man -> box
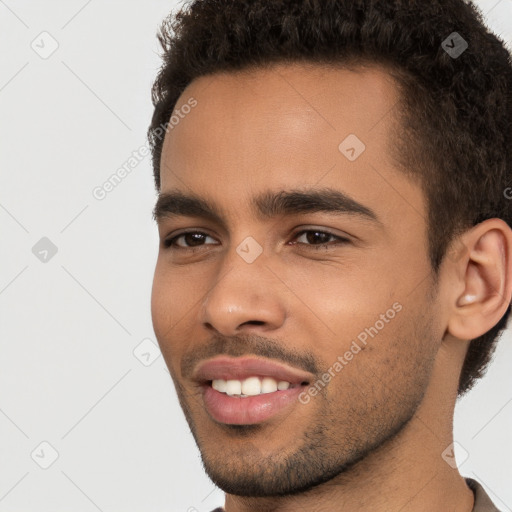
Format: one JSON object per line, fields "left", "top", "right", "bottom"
{"left": 148, "top": 0, "right": 512, "bottom": 510}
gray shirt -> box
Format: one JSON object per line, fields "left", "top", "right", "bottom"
{"left": 467, "top": 478, "right": 502, "bottom": 512}
{"left": 209, "top": 478, "right": 502, "bottom": 511}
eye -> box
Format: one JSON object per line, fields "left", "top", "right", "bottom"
{"left": 291, "top": 229, "right": 350, "bottom": 249}
{"left": 163, "top": 231, "right": 218, "bottom": 250}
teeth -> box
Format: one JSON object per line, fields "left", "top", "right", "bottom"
{"left": 241, "top": 376, "right": 260, "bottom": 396}
{"left": 212, "top": 379, "right": 226, "bottom": 393}
{"left": 261, "top": 377, "right": 277, "bottom": 393}
{"left": 211, "top": 376, "right": 293, "bottom": 396}
{"left": 225, "top": 380, "right": 242, "bottom": 396}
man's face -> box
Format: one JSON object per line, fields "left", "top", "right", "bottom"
{"left": 151, "top": 63, "right": 445, "bottom": 496}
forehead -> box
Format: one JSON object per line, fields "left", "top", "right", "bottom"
{"left": 159, "top": 62, "right": 424, "bottom": 227}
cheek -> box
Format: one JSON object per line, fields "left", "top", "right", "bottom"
{"left": 150, "top": 264, "right": 166, "bottom": 335}
{"left": 150, "top": 262, "right": 205, "bottom": 355}
{"left": 150, "top": 270, "right": 184, "bottom": 378}
{"left": 327, "top": 302, "right": 434, "bottom": 410}
{"left": 150, "top": 263, "right": 182, "bottom": 347}
{"left": 288, "top": 259, "right": 403, "bottom": 352}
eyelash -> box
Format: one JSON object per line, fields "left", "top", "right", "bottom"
{"left": 162, "top": 229, "right": 350, "bottom": 251}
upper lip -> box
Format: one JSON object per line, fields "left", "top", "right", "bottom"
{"left": 193, "top": 356, "right": 314, "bottom": 385}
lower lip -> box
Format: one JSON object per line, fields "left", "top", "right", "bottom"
{"left": 202, "top": 384, "right": 307, "bottom": 425}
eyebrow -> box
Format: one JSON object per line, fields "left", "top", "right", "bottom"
{"left": 153, "top": 187, "right": 382, "bottom": 228}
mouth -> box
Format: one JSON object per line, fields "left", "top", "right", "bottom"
{"left": 193, "top": 356, "right": 313, "bottom": 425}
{"left": 208, "top": 376, "right": 309, "bottom": 397}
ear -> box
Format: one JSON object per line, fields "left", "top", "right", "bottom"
{"left": 447, "top": 218, "right": 512, "bottom": 341}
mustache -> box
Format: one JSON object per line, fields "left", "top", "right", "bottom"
{"left": 180, "top": 332, "right": 322, "bottom": 379}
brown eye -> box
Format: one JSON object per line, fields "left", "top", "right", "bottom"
{"left": 292, "top": 230, "right": 350, "bottom": 248}
{"left": 164, "top": 232, "right": 217, "bottom": 249}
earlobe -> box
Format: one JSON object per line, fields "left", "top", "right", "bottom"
{"left": 447, "top": 219, "right": 512, "bottom": 341}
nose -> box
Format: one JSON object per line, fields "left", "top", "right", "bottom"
{"left": 200, "top": 247, "right": 287, "bottom": 336}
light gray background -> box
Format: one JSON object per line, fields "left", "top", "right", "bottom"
{"left": 0, "top": 1, "right": 511, "bottom": 511}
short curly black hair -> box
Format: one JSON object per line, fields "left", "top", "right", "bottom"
{"left": 148, "top": 0, "right": 512, "bottom": 397}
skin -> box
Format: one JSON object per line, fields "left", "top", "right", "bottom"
{"left": 151, "top": 62, "right": 512, "bottom": 512}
